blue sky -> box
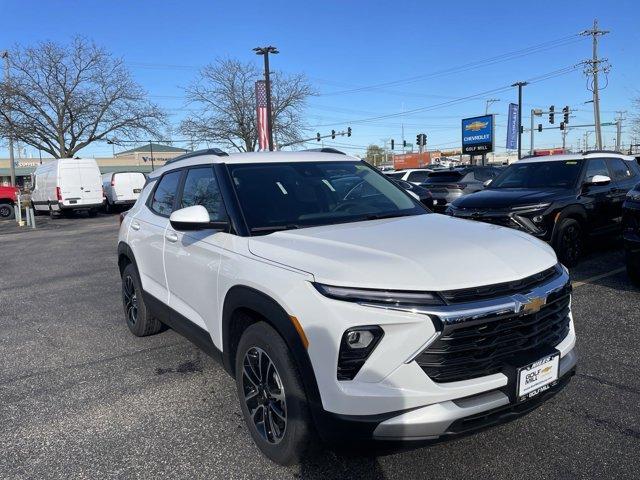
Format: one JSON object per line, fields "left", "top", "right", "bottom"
{"left": 1, "top": 0, "right": 639, "bottom": 158}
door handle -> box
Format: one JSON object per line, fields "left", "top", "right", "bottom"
{"left": 165, "top": 231, "right": 178, "bottom": 243}
{"left": 131, "top": 221, "right": 140, "bottom": 231}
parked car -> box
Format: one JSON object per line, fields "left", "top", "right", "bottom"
{"left": 102, "top": 171, "right": 146, "bottom": 212}
{"left": 447, "top": 152, "right": 640, "bottom": 266}
{"left": 0, "top": 185, "right": 19, "bottom": 220}
{"left": 390, "top": 178, "right": 434, "bottom": 209}
{"left": 31, "top": 158, "right": 104, "bottom": 217}
{"left": 384, "top": 168, "right": 434, "bottom": 184}
{"left": 420, "top": 166, "right": 502, "bottom": 211}
{"left": 118, "top": 149, "right": 576, "bottom": 464}
{"left": 623, "top": 181, "right": 640, "bottom": 284}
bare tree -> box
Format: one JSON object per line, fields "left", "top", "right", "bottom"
{"left": 0, "top": 38, "right": 165, "bottom": 158}
{"left": 180, "top": 58, "right": 314, "bottom": 152}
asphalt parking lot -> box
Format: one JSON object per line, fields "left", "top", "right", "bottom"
{"left": 1, "top": 214, "right": 639, "bottom": 480}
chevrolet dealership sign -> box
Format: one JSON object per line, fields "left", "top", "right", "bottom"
{"left": 461, "top": 114, "right": 494, "bottom": 155}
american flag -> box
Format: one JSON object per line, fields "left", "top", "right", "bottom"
{"left": 255, "top": 80, "right": 269, "bottom": 151}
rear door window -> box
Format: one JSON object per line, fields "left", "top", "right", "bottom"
{"left": 606, "top": 158, "right": 635, "bottom": 182}
{"left": 150, "top": 170, "right": 182, "bottom": 216}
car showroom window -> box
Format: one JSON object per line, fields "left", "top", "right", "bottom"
{"left": 180, "top": 167, "right": 227, "bottom": 222}
{"left": 150, "top": 170, "right": 182, "bottom": 216}
{"left": 585, "top": 158, "right": 609, "bottom": 182}
{"left": 606, "top": 158, "right": 635, "bottom": 181}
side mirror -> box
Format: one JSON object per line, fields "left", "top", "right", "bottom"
{"left": 170, "top": 205, "right": 226, "bottom": 231}
{"left": 585, "top": 174, "right": 611, "bottom": 187}
{"left": 483, "top": 179, "right": 493, "bottom": 187}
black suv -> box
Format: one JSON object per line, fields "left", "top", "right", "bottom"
{"left": 420, "top": 166, "right": 502, "bottom": 211}
{"left": 623, "top": 180, "right": 640, "bottom": 283}
{"left": 447, "top": 153, "right": 640, "bottom": 266}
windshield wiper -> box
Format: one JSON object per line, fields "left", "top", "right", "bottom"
{"left": 361, "top": 212, "right": 414, "bottom": 221}
{"left": 250, "top": 224, "right": 302, "bottom": 234}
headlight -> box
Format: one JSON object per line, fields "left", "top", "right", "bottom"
{"left": 313, "top": 283, "right": 444, "bottom": 307}
{"left": 510, "top": 203, "right": 551, "bottom": 212}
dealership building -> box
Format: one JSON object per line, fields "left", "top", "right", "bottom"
{"left": 0, "top": 143, "right": 188, "bottom": 187}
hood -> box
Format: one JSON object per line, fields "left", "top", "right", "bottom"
{"left": 452, "top": 188, "right": 572, "bottom": 210}
{"left": 248, "top": 214, "right": 557, "bottom": 291}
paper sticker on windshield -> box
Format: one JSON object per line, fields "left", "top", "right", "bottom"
{"left": 565, "top": 161, "right": 577, "bottom": 165}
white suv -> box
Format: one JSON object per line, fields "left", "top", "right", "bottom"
{"left": 117, "top": 149, "right": 577, "bottom": 464}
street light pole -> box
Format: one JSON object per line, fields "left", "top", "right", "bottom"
{"left": 2, "top": 50, "right": 16, "bottom": 186}
{"left": 254, "top": 46, "right": 279, "bottom": 151}
{"left": 149, "top": 140, "right": 155, "bottom": 171}
{"left": 512, "top": 81, "right": 528, "bottom": 159}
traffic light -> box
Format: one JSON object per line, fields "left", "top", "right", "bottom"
{"left": 549, "top": 105, "right": 555, "bottom": 124}
{"left": 560, "top": 122, "right": 565, "bottom": 131}
{"left": 347, "top": 127, "right": 352, "bottom": 137}
{"left": 538, "top": 124, "right": 542, "bottom": 132}
{"left": 416, "top": 134, "right": 420, "bottom": 146}
{"left": 391, "top": 139, "right": 395, "bottom": 150}
{"left": 316, "top": 132, "right": 321, "bottom": 142}
{"left": 331, "top": 129, "right": 336, "bottom": 139}
{"left": 403, "top": 140, "right": 407, "bottom": 148}
{"left": 563, "top": 106, "right": 569, "bottom": 124}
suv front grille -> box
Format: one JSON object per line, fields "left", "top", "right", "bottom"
{"left": 416, "top": 283, "right": 571, "bottom": 383}
{"left": 440, "top": 265, "right": 561, "bottom": 304}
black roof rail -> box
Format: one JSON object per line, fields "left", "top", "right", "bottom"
{"left": 164, "top": 148, "right": 228, "bottom": 165}
{"left": 302, "top": 148, "right": 346, "bottom": 155}
{"left": 582, "top": 149, "right": 625, "bottom": 155}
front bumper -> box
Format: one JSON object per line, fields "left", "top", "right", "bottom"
{"left": 373, "top": 349, "right": 576, "bottom": 440}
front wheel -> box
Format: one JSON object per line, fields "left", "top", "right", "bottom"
{"left": 121, "top": 264, "right": 163, "bottom": 336}
{"left": 235, "top": 321, "right": 315, "bottom": 465}
{"left": 554, "top": 218, "right": 583, "bottom": 268}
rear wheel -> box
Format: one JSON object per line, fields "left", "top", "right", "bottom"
{"left": 554, "top": 218, "right": 583, "bottom": 268}
{"left": 0, "top": 203, "right": 15, "bottom": 220}
{"left": 121, "top": 263, "right": 163, "bottom": 337}
{"left": 235, "top": 321, "right": 315, "bottom": 465}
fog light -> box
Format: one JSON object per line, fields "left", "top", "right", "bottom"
{"left": 337, "top": 326, "right": 384, "bottom": 380}
{"left": 346, "top": 330, "right": 375, "bottom": 349}
{"left": 533, "top": 215, "right": 544, "bottom": 223}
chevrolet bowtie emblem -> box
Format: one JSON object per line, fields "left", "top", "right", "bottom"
{"left": 514, "top": 295, "right": 546, "bottom": 315}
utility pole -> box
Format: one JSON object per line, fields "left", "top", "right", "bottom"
{"left": 485, "top": 98, "right": 500, "bottom": 115}
{"left": 529, "top": 109, "right": 543, "bottom": 155}
{"left": 562, "top": 128, "right": 568, "bottom": 151}
{"left": 581, "top": 19, "right": 609, "bottom": 150}
{"left": 254, "top": 46, "right": 278, "bottom": 151}
{"left": 512, "top": 82, "right": 528, "bottom": 159}
{"left": 614, "top": 111, "right": 625, "bottom": 151}
{"left": 2, "top": 51, "right": 16, "bottom": 186}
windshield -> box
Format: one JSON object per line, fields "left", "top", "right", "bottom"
{"left": 228, "top": 161, "right": 425, "bottom": 234}
{"left": 489, "top": 160, "right": 583, "bottom": 189}
{"left": 423, "top": 171, "right": 465, "bottom": 184}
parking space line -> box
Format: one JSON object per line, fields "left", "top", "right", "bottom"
{"left": 572, "top": 267, "right": 626, "bottom": 288}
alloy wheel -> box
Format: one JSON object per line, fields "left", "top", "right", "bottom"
{"left": 242, "top": 347, "right": 287, "bottom": 444}
{"left": 0, "top": 205, "right": 11, "bottom": 218}
{"left": 122, "top": 275, "right": 138, "bottom": 326}
{"left": 562, "top": 225, "right": 582, "bottom": 265}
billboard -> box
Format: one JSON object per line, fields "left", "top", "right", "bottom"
{"left": 506, "top": 103, "right": 519, "bottom": 150}
{"left": 462, "top": 114, "right": 494, "bottom": 155}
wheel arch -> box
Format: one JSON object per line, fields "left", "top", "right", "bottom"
{"left": 221, "top": 285, "right": 324, "bottom": 420}
{"left": 551, "top": 205, "right": 588, "bottom": 244}
{"left": 117, "top": 241, "right": 139, "bottom": 278}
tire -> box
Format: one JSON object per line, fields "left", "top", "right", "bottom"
{"left": 235, "top": 321, "right": 315, "bottom": 465}
{"left": 0, "top": 203, "right": 15, "bottom": 220}
{"left": 553, "top": 218, "right": 584, "bottom": 268}
{"left": 627, "top": 251, "right": 640, "bottom": 286}
{"left": 104, "top": 200, "right": 112, "bottom": 213}
{"left": 121, "top": 263, "right": 163, "bottom": 337}
{"left": 88, "top": 208, "right": 97, "bottom": 217}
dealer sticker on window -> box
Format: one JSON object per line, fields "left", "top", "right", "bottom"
{"left": 517, "top": 353, "right": 560, "bottom": 402}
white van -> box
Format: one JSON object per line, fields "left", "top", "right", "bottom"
{"left": 31, "top": 159, "right": 104, "bottom": 217}
{"left": 102, "top": 171, "right": 146, "bottom": 211}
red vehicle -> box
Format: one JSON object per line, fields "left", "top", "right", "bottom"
{"left": 0, "top": 185, "right": 19, "bottom": 220}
